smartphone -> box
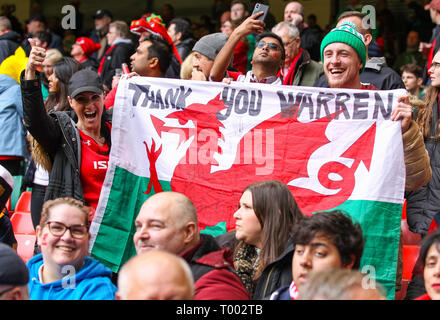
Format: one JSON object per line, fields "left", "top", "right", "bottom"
{"left": 251, "top": 3, "right": 269, "bottom": 22}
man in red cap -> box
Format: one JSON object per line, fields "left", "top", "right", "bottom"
{"left": 71, "top": 37, "right": 101, "bottom": 71}
{"left": 420, "top": 0, "right": 440, "bottom": 84}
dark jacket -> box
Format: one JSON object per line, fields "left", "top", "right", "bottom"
{"left": 182, "top": 234, "right": 249, "bottom": 300}
{"left": 81, "top": 57, "right": 99, "bottom": 72}
{"left": 215, "top": 230, "right": 294, "bottom": 300}
{"left": 99, "top": 40, "right": 135, "bottom": 89}
{"left": 253, "top": 241, "right": 294, "bottom": 300}
{"left": 268, "top": 285, "right": 291, "bottom": 300}
{"left": 165, "top": 55, "right": 181, "bottom": 79}
{"left": 20, "top": 72, "right": 111, "bottom": 203}
{"left": 0, "top": 30, "right": 20, "bottom": 63}
{"left": 176, "top": 37, "right": 195, "bottom": 62}
{"left": 300, "top": 26, "right": 322, "bottom": 62}
{"left": 314, "top": 56, "right": 405, "bottom": 90}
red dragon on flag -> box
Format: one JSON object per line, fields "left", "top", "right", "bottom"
{"left": 144, "top": 92, "right": 376, "bottom": 232}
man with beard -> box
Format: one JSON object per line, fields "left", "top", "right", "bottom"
{"left": 210, "top": 12, "right": 284, "bottom": 84}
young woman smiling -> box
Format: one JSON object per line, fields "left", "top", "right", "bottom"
{"left": 26, "top": 198, "right": 116, "bottom": 300}
{"left": 21, "top": 39, "right": 111, "bottom": 221}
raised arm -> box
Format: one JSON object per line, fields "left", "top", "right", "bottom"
{"left": 21, "top": 39, "right": 61, "bottom": 157}
{"left": 24, "top": 38, "right": 45, "bottom": 81}
{"left": 209, "top": 12, "right": 265, "bottom": 82}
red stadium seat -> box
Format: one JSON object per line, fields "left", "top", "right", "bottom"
{"left": 14, "top": 191, "right": 31, "bottom": 214}
{"left": 402, "top": 245, "right": 420, "bottom": 280}
{"left": 395, "top": 279, "right": 410, "bottom": 300}
{"left": 11, "top": 211, "right": 35, "bottom": 235}
{"left": 401, "top": 219, "right": 422, "bottom": 245}
{"left": 14, "top": 234, "right": 36, "bottom": 263}
{"left": 402, "top": 199, "right": 407, "bottom": 220}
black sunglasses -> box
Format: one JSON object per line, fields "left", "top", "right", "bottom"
{"left": 256, "top": 40, "right": 281, "bottom": 51}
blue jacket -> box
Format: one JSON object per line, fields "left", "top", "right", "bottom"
{"left": 0, "top": 74, "right": 26, "bottom": 157}
{"left": 27, "top": 254, "right": 116, "bottom": 300}
{"left": 269, "top": 285, "right": 291, "bottom": 300}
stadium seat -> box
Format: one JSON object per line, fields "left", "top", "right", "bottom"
{"left": 401, "top": 219, "right": 422, "bottom": 245}
{"left": 14, "top": 191, "right": 31, "bottom": 214}
{"left": 11, "top": 211, "right": 35, "bottom": 235}
{"left": 14, "top": 234, "right": 36, "bottom": 263}
{"left": 402, "top": 199, "right": 407, "bottom": 220}
{"left": 395, "top": 279, "right": 410, "bottom": 300}
{"left": 402, "top": 245, "right": 420, "bottom": 280}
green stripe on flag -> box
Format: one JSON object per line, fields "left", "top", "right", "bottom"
{"left": 91, "top": 166, "right": 171, "bottom": 272}
{"left": 326, "top": 200, "right": 402, "bottom": 300}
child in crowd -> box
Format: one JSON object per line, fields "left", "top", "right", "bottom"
{"left": 401, "top": 64, "right": 425, "bottom": 99}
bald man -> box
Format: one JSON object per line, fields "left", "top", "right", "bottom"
{"left": 283, "top": 1, "right": 321, "bottom": 62}
{"left": 133, "top": 192, "right": 249, "bottom": 300}
{"left": 116, "top": 250, "right": 194, "bottom": 300}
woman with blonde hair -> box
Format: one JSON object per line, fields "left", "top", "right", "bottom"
{"left": 41, "top": 48, "right": 62, "bottom": 101}
{"left": 180, "top": 51, "right": 195, "bottom": 79}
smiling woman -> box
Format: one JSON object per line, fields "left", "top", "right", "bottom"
{"left": 21, "top": 39, "right": 112, "bottom": 222}
{"left": 26, "top": 197, "right": 116, "bottom": 300}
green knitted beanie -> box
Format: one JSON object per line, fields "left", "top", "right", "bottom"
{"left": 320, "top": 22, "right": 367, "bottom": 72}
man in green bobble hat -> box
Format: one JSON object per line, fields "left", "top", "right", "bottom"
{"left": 320, "top": 20, "right": 432, "bottom": 201}
{"left": 320, "top": 21, "right": 368, "bottom": 89}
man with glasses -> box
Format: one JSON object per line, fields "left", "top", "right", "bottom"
{"left": 272, "top": 21, "right": 323, "bottom": 86}
{"left": 0, "top": 243, "right": 29, "bottom": 300}
{"left": 210, "top": 12, "right": 284, "bottom": 84}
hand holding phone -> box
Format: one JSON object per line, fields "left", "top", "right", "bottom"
{"left": 251, "top": 3, "right": 269, "bottom": 22}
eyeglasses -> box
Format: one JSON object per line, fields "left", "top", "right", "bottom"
{"left": 74, "top": 94, "right": 101, "bottom": 105}
{"left": 47, "top": 221, "right": 88, "bottom": 239}
{"left": 256, "top": 41, "right": 281, "bottom": 51}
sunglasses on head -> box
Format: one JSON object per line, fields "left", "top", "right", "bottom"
{"left": 256, "top": 40, "right": 281, "bottom": 51}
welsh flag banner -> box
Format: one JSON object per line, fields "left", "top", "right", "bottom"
{"left": 89, "top": 77, "right": 406, "bottom": 299}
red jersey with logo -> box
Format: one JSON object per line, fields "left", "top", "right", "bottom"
{"left": 78, "top": 128, "right": 110, "bottom": 220}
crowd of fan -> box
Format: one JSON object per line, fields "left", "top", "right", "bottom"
{"left": 0, "top": 0, "right": 440, "bottom": 301}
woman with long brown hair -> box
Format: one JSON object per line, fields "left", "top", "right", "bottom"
{"left": 232, "top": 180, "right": 303, "bottom": 299}
{"left": 405, "top": 50, "right": 440, "bottom": 299}
{"left": 406, "top": 50, "right": 440, "bottom": 237}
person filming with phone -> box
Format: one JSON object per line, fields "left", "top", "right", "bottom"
{"left": 210, "top": 8, "right": 284, "bottom": 84}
